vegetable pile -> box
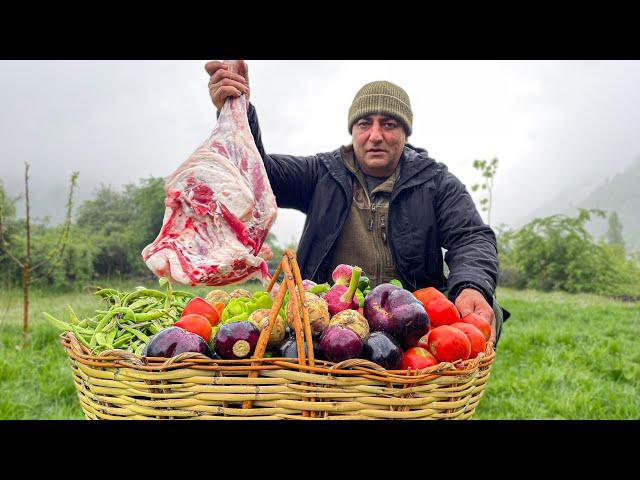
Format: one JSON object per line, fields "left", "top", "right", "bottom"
{"left": 46, "top": 263, "right": 492, "bottom": 371}
{"left": 44, "top": 279, "right": 195, "bottom": 355}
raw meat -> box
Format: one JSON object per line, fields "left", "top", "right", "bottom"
{"left": 142, "top": 62, "right": 277, "bottom": 286}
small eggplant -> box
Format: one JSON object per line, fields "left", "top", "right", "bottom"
{"left": 320, "top": 325, "right": 363, "bottom": 363}
{"left": 213, "top": 321, "right": 260, "bottom": 359}
{"left": 144, "top": 327, "right": 213, "bottom": 359}
{"left": 277, "top": 337, "right": 324, "bottom": 360}
{"left": 362, "top": 331, "right": 403, "bottom": 370}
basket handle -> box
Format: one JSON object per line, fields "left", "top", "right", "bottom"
{"left": 242, "top": 250, "right": 316, "bottom": 416}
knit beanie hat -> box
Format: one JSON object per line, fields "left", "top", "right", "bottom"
{"left": 348, "top": 81, "right": 413, "bottom": 136}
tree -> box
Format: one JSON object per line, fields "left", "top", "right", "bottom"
{"left": 471, "top": 157, "right": 499, "bottom": 226}
{"left": 0, "top": 162, "right": 79, "bottom": 338}
{"left": 75, "top": 177, "right": 165, "bottom": 276}
{"left": 606, "top": 211, "right": 625, "bottom": 250}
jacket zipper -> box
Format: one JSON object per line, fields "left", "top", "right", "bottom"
{"left": 369, "top": 203, "right": 376, "bottom": 231}
{"left": 370, "top": 199, "right": 383, "bottom": 285}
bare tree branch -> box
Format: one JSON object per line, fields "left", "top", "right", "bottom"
{"left": 33, "top": 171, "right": 79, "bottom": 273}
{"left": 22, "top": 161, "right": 31, "bottom": 339}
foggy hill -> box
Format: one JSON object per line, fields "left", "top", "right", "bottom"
{"left": 517, "top": 157, "right": 640, "bottom": 253}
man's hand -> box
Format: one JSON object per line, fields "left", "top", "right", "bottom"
{"left": 454, "top": 288, "right": 496, "bottom": 344}
{"left": 204, "top": 60, "right": 250, "bottom": 111}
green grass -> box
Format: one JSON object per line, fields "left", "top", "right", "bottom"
{"left": 1, "top": 283, "right": 638, "bottom": 419}
{"left": 476, "top": 288, "right": 640, "bottom": 419}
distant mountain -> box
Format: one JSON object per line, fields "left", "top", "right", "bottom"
{"left": 579, "top": 157, "right": 640, "bottom": 252}
{"left": 517, "top": 157, "right": 640, "bottom": 253}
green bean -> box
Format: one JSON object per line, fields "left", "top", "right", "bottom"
{"left": 164, "top": 285, "right": 173, "bottom": 310}
{"left": 92, "top": 307, "right": 136, "bottom": 339}
{"left": 134, "top": 310, "right": 167, "bottom": 322}
{"left": 43, "top": 313, "right": 93, "bottom": 336}
{"left": 85, "top": 318, "right": 100, "bottom": 328}
{"left": 72, "top": 325, "right": 95, "bottom": 335}
{"left": 95, "top": 332, "right": 109, "bottom": 347}
{"left": 66, "top": 305, "right": 80, "bottom": 325}
{"left": 94, "top": 288, "right": 118, "bottom": 299}
{"left": 123, "top": 321, "right": 151, "bottom": 330}
{"left": 113, "top": 333, "right": 134, "bottom": 349}
{"left": 173, "top": 290, "right": 195, "bottom": 298}
{"left": 43, "top": 312, "right": 73, "bottom": 332}
{"left": 122, "top": 289, "right": 166, "bottom": 306}
{"left": 128, "top": 297, "right": 158, "bottom": 312}
{"left": 106, "top": 329, "right": 117, "bottom": 349}
{"left": 148, "top": 321, "right": 162, "bottom": 335}
{"left": 121, "top": 326, "right": 149, "bottom": 343}
{"left": 70, "top": 324, "right": 93, "bottom": 349}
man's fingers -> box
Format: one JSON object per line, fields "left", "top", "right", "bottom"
{"left": 209, "top": 77, "right": 249, "bottom": 95}
{"left": 236, "top": 60, "right": 249, "bottom": 82}
{"left": 209, "top": 70, "right": 247, "bottom": 85}
{"left": 454, "top": 298, "right": 474, "bottom": 317}
{"left": 209, "top": 65, "right": 248, "bottom": 85}
{"left": 212, "top": 86, "right": 245, "bottom": 108}
{"left": 204, "top": 60, "right": 227, "bottom": 76}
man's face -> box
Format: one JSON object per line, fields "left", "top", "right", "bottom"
{"left": 352, "top": 114, "right": 407, "bottom": 177}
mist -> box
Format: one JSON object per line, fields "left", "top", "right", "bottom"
{"left": 1, "top": 60, "right": 639, "bottom": 244}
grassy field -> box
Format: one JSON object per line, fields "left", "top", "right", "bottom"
{"left": 1, "top": 282, "right": 638, "bottom": 420}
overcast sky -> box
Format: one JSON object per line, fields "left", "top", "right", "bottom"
{"left": 1, "top": 60, "right": 639, "bottom": 245}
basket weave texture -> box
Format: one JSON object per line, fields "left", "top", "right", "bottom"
{"left": 61, "top": 332, "right": 495, "bottom": 420}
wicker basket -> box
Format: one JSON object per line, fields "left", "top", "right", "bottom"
{"left": 59, "top": 250, "right": 496, "bottom": 420}
{"left": 61, "top": 333, "right": 495, "bottom": 420}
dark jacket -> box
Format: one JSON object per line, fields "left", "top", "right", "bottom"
{"left": 246, "top": 103, "right": 499, "bottom": 304}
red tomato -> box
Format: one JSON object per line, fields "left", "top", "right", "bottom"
{"left": 402, "top": 347, "right": 438, "bottom": 370}
{"left": 417, "top": 332, "right": 430, "bottom": 350}
{"left": 451, "top": 322, "right": 487, "bottom": 358}
{"left": 182, "top": 297, "right": 220, "bottom": 327}
{"left": 426, "top": 326, "right": 471, "bottom": 363}
{"left": 460, "top": 312, "right": 491, "bottom": 342}
{"left": 412, "top": 287, "right": 446, "bottom": 307}
{"left": 174, "top": 314, "right": 212, "bottom": 342}
{"left": 424, "top": 296, "right": 460, "bottom": 328}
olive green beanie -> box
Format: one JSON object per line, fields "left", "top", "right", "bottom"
{"left": 348, "top": 80, "right": 413, "bottom": 136}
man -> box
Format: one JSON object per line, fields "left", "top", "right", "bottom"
{"left": 205, "top": 60, "right": 508, "bottom": 345}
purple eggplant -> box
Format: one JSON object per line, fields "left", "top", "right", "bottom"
{"left": 320, "top": 325, "right": 363, "bottom": 363}
{"left": 364, "top": 283, "right": 429, "bottom": 349}
{"left": 277, "top": 336, "right": 324, "bottom": 360}
{"left": 213, "top": 321, "right": 260, "bottom": 360}
{"left": 144, "top": 327, "right": 213, "bottom": 358}
{"left": 362, "top": 331, "right": 403, "bottom": 370}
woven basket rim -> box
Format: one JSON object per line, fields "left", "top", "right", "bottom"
{"left": 60, "top": 331, "right": 496, "bottom": 384}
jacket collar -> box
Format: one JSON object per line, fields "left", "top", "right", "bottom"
{"left": 393, "top": 144, "right": 439, "bottom": 196}
{"left": 321, "top": 143, "right": 440, "bottom": 203}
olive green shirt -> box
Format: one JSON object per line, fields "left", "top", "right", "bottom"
{"left": 329, "top": 145, "right": 401, "bottom": 288}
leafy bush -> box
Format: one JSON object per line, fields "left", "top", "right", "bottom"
{"left": 497, "top": 210, "right": 640, "bottom": 299}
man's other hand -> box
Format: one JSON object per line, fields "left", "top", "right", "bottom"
{"left": 454, "top": 288, "right": 496, "bottom": 344}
